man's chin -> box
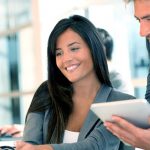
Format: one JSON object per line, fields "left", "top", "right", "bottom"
{"left": 146, "top": 37, "right": 150, "bottom": 42}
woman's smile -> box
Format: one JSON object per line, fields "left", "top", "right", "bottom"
{"left": 65, "top": 64, "right": 80, "bottom": 72}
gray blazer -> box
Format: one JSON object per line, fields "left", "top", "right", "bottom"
{"left": 23, "top": 84, "right": 135, "bottom": 150}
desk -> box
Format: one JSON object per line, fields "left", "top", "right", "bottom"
{"left": 0, "top": 141, "right": 15, "bottom": 146}
{"left": 0, "top": 137, "right": 21, "bottom": 148}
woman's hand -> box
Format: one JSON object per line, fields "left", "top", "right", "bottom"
{"left": 16, "top": 141, "right": 53, "bottom": 150}
{"left": 0, "top": 124, "right": 24, "bottom": 138}
{"left": 104, "top": 116, "right": 150, "bottom": 150}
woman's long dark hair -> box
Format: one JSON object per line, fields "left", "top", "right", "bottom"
{"left": 27, "top": 15, "right": 112, "bottom": 144}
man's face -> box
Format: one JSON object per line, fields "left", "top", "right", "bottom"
{"left": 134, "top": 0, "right": 150, "bottom": 41}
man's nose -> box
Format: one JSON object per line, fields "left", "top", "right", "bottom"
{"left": 140, "top": 21, "right": 150, "bottom": 37}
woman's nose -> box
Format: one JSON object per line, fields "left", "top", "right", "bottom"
{"left": 62, "top": 51, "right": 73, "bottom": 62}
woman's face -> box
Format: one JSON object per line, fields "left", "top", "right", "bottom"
{"left": 55, "top": 28, "right": 95, "bottom": 83}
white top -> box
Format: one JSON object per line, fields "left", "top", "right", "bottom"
{"left": 63, "top": 130, "right": 79, "bottom": 143}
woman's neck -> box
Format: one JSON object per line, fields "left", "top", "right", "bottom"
{"left": 72, "top": 77, "right": 101, "bottom": 103}
{"left": 66, "top": 77, "right": 101, "bottom": 132}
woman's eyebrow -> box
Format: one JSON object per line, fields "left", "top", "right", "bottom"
{"left": 56, "top": 48, "right": 61, "bottom": 51}
{"left": 68, "top": 42, "right": 80, "bottom": 47}
{"left": 56, "top": 42, "right": 81, "bottom": 50}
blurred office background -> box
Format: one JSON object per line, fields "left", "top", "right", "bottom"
{"left": 0, "top": 0, "right": 148, "bottom": 125}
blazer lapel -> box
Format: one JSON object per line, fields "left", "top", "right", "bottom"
{"left": 78, "top": 84, "right": 112, "bottom": 141}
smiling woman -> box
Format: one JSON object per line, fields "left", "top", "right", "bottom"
{"left": 15, "top": 15, "right": 135, "bottom": 150}
{"left": 56, "top": 28, "right": 94, "bottom": 83}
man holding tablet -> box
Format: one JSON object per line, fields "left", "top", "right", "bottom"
{"left": 104, "top": 0, "right": 150, "bottom": 149}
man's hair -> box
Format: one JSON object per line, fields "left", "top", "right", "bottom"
{"left": 146, "top": 39, "right": 150, "bottom": 59}
{"left": 124, "top": 0, "right": 132, "bottom": 3}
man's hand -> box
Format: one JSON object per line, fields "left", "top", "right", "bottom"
{"left": 104, "top": 116, "right": 150, "bottom": 150}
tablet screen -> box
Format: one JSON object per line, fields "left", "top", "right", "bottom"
{"left": 91, "top": 99, "right": 150, "bottom": 128}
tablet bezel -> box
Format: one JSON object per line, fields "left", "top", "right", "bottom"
{"left": 91, "top": 99, "right": 150, "bottom": 128}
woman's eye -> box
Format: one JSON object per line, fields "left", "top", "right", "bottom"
{"left": 71, "top": 47, "right": 79, "bottom": 51}
{"left": 56, "top": 50, "right": 63, "bottom": 56}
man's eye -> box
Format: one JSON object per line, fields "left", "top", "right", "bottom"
{"left": 135, "top": 18, "right": 140, "bottom": 22}
{"left": 147, "top": 18, "right": 150, "bottom": 21}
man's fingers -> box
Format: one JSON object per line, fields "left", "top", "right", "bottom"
{"left": 104, "top": 115, "right": 148, "bottom": 147}
{"left": 110, "top": 115, "right": 139, "bottom": 133}
{"left": 104, "top": 121, "right": 136, "bottom": 146}
{"left": 104, "top": 121, "right": 127, "bottom": 137}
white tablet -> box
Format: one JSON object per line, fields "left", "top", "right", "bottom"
{"left": 91, "top": 99, "right": 150, "bottom": 128}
